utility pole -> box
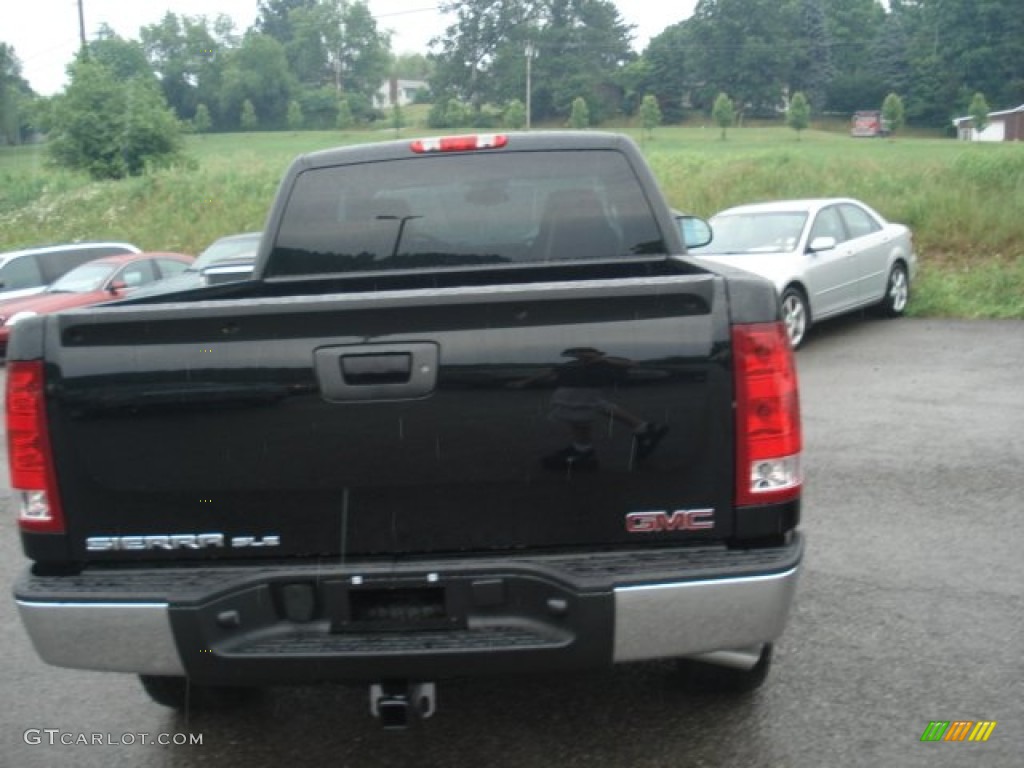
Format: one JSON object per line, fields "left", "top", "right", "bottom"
{"left": 77, "top": 0, "right": 87, "bottom": 53}
{"left": 525, "top": 42, "right": 535, "bottom": 130}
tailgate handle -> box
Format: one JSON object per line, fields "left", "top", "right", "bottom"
{"left": 316, "top": 343, "right": 438, "bottom": 402}
{"left": 342, "top": 353, "right": 411, "bottom": 386}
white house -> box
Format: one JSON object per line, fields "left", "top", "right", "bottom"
{"left": 952, "top": 104, "right": 1024, "bottom": 142}
{"left": 374, "top": 78, "right": 429, "bottom": 109}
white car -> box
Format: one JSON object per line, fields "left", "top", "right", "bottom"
{"left": 0, "top": 242, "right": 141, "bottom": 302}
{"left": 688, "top": 198, "right": 917, "bottom": 347}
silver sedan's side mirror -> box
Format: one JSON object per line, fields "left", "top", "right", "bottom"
{"left": 808, "top": 236, "right": 837, "bottom": 253}
{"left": 676, "top": 215, "right": 714, "bottom": 249}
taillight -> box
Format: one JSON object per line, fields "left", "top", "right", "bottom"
{"left": 733, "top": 322, "right": 802, "bottom": 507}
{"left": 410, "top": 134, "right": 508, "bottom": 153}
{"left": 6, "top": 360, "right": 65, "bottom": 533}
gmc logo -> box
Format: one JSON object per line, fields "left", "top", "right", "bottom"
{"left": 625, "top": 509, "right": 715, "bottom": 533}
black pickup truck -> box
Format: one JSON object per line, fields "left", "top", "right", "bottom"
{"left": 8, "top": 131, "right": 803, "bottom": 727}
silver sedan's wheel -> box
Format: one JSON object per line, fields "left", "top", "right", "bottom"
{"left": 881, "top": 263, "right": 909, "bottom": 317}
{"left": 780, "top": 288, "right": 809, "bottom": 348}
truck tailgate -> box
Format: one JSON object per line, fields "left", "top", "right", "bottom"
{"left": 44, "top": 272, "right": 733, "bottom": 562}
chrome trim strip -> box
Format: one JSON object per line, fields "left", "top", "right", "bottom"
{"left": 613, "top": 566, "right": 800, "bottom": 663}
{"left": 16, "top": 600, "right": 184, "bottom": 675}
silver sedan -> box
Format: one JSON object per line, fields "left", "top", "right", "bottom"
{"left": 688, "top": 198, "right": 917, "bottom": 347}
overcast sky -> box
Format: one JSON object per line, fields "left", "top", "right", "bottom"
{"left": 6, "top": 0, "right": 699, "bottom": 96}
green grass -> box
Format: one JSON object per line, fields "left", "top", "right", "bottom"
{"left": 1, "top": 124, "right": 1022, "bottom": 318}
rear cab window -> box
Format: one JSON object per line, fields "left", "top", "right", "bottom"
{"left": 266, "top": 150, "right": 666, "bottom": 278}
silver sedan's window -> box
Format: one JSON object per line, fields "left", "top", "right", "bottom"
{"left": 703, "top": 212, "right": 807, "bottom": 254}
{"left": 809, "top": 206, "right": 846, "bottom": 244}
{"left": 839, "top": 204, "right": 882, "bottom": 239}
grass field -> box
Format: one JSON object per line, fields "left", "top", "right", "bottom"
{"left": 1, "top": 123, "right": 1022, "bottom": 318}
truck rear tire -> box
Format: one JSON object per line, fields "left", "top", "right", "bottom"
{"left": 139, "top": 675, "right": 258, "bottom": 710}
{"left": 673, "top": 643, "right": 773, "bottom": 694}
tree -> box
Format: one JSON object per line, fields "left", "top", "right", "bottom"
{"left": 193, "top": 103, "right": 212, "bottom": 133}
{"left": 504, "top": 98, "right": 526, "bottom": 129}
{"left": 289, "top": 86, "right": 334, "bottom": 129}
{"left": 902, "top": 51, "right": 952, "bottom": 127}
{"left": 316, "top": 1, "right": 392, "bottom": 103}
{"left": 140, "top": 13, "right": 233, "bottom": 127}
{"left": 431, "top": 0, "right": 633, "bottom": 124}
{"left": 532, "top": 0, "right": 634, "bottom": 124}
{"left": 240, "top": 98, "right": 259, "bottom": 130}
{"left": 787, "top": 91, "right": 810, "bottom": 138}
{"left": 881, "top": 92, "right": 904, "bottom": 136}
{"left": 821, "top": 0, "right": 885, "bottom": 112}
{"left": 221, "top": 33, "right": 294, "bottom": 129}
{"left": 427, "top": 95, "right": 473, "bottom": 128}
{"left": 287, "top": 99, "right": 304, "bottom": 129}
{"left": 911, "top": 0, "right": 1024, "bottom": 126}
{"left": 614, "top": 57, "right": 652, "bottom": 119}
{"left": 87, "top": 25, "right": 155, "bottom": 82}
{"left": 336, "top": 98, "right": 353, "bottom": 129}
{"left": 390, "top": 103, "right": 405, "bottom": 136}
{"left": 687, "top": 0, "right": 791, "bottom": 119}
{"left": 391, "top": 53, "right": 433, "bottom": 81}
{"left": 286, "top": 3, "right": 333, "bottom": 85}
{"left": 866, "top": 11, "right": 911, "bottom": 106}
{"left": 638, "top": 94, "right": 661, "bottom": 140}
{"left": 445, "top": 97, "right": 469, "bottom": 127}
{"left": 636, "top": 22, "right": 691, "bottom": 123}
{"left": 256, "top": 0, "right": 317, "bottom": 43}
{"left": 712, "top": 92, "right": 735, "bottom": 139}
{"left": 48, "top": 58, "right": 183, "bottom": 179}
{"left": 968, "top": 92, "right": 990, "bottom": 137}
{"left": 1, "top": 43, "right": 34, "bottom": 145}
{"left": 431, "top": 0, "right": 542, "bottom": 113}
{"left": 788, "top": 0, "right": 833, "bottom": 113}
{"left": 568, "top": 96, "right": 589, "bottom": 129}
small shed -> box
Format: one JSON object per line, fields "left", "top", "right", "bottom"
{"left": 952, "top": 104, "right": 1024, "bottom": 142}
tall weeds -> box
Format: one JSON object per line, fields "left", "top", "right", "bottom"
{"left": 1, "top": 128, "right": 1022, "bottom": 317}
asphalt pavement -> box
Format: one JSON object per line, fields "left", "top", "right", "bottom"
{"left": 2, "top": 316, "right": 1022, "bottom": 767}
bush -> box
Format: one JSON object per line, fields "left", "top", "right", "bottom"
{"left": 336, "top": 99, "right": 353, "bottom": 130}
{"left": 471, "top": 109, "right": 501, "bottom": 129}
{"left": 787, "top": 92, "right": 810, "bottom": 138}
{"left": 343, "top": 93, "right": 378, "bottom": 124}
{"left": 193, "top": 104, "right": 212, "bottom": 134}
{"left": 504, "top": 99, "right": 526, "bottom": 130}
{"left": 427, "top": 97, "right": 471, "bottom": 129}
{"left": 286, "top": 101, "right": 304, "bottom": 131}
{"left": 712, "top": 93, "right": 735, "bottom": 139}
{"left": 240, "top": 99, "right": 258, "bottom": 131}
{"left": 48, "top": 59, "right": 183, "bottom": 179}
{"left": 568, "top": 97, "right": 589, "bottom": 129}
{"left": 298, "top": 87, "right": 339, "bottom": 130}
{"left": 638, "top": 94, "right": 661, "bottom": 140}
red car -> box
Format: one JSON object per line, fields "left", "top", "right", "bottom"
{"left": 0, "top": 252, "right": 194, "bottom": 354}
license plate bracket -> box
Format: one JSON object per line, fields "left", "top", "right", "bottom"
{"left": 327, "top": 583, "right": 464, "bottom": 632}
